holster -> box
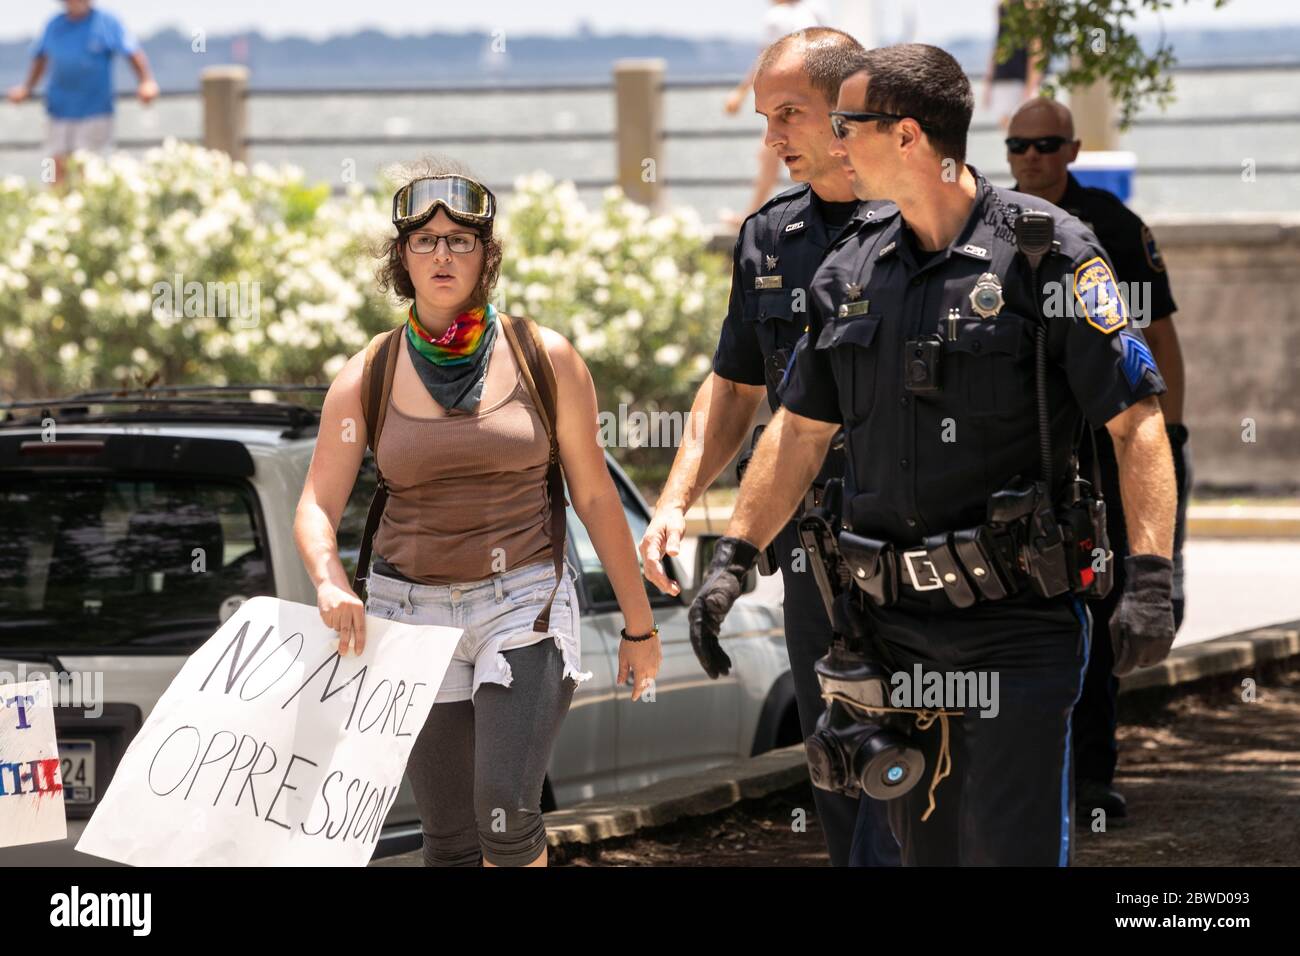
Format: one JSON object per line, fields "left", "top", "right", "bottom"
{"left": 1062, "top": 494, "right": 1115, "bottom": 600}
{"left": 837, "top": 530, "right": 899, "bottom": 607}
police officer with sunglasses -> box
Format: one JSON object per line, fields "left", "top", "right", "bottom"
{"left": 689, "top": 44, "right": 1178, "bottom": 866}
{"left": 1006, "top": 96, "right": 1190, "bottom": 828}
{"left": 642, "top": 27, "right": 900, "bottom": 867}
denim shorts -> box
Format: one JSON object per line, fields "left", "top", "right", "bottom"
{"left": 364, "top": 558, "right": 591, "bottom": 704}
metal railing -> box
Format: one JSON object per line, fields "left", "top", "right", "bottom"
{"left": 2, "top": 61, "right": 1299, "bottom": 195}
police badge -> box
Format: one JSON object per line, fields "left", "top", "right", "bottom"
{"left": 969, "top": 272, "right": 1004, "bottom": 319}
{"left": 838, "top": 281, "right": 869, "bottom": 318}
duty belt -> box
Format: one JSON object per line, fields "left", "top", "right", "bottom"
{"left": 837, "top": 524, "right": 1024, "bottom": 609}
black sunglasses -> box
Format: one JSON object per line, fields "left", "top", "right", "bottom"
{"left": 1005, "top": 135, "right": 1073, "bottom": 155}
{"left": 830, "top": 110, "right": 930, "bottom": 140}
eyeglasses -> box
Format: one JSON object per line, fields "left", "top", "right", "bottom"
{"left": 392, "top": 174, "right": 496, "bottom": 231}
{"left": 1005, "top": 135, "right": 1072, "bottom": 155}
{"left": 830, "top": 110, "right": 930, "bottom": 140}
{"left": 404, "top": 232, "right": 479, "bottom": 255}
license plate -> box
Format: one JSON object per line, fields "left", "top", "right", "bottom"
{"left": 59, "top": 739, "right": 95, "bottom": 804}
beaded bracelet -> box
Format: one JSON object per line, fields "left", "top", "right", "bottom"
{"left": 620, "top": 624, "right": 659, "bottom": 642}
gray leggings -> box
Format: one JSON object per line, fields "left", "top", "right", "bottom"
{"left": 404, "top": 638, "right": 576, "bottom": 866}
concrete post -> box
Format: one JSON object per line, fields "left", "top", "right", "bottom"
{"left": 201, "top": 66, "right": 249, "bottom": 163}
{"left": 614, "top": 59, "right": 664, "bottom": 210}
{"left": 1069, "top": 76, "right": 1119, "bottom": 151}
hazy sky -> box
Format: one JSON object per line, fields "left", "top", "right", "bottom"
{"left": 3, "top": 0, "right": 1297, "bottom": 43}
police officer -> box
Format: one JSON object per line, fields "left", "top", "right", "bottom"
{"left": 687, "top": 43, "right": 1178, "bottom": 865}
{"left": 641, "top": 27, "right": 899, "bottom": 867}
{"left": 1006, "top": 97, "right": 1190, "bottom": 826}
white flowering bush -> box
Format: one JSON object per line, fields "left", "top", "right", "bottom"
{"left": 0, "top": 140, "right": 396, "bottom": 397}
{"left": 0, "top": 144, "right": 732, "bottom": 479}
{"left": 497, "top": 172, "right": 729, "bottom": 417}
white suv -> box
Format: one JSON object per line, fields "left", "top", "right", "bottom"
{"left": 0, "top": 387, "right": 799, "bottom": 865}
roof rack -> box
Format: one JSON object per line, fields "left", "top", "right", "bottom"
{"left": 0, "top": 384, "right": 328, "bottom": 436}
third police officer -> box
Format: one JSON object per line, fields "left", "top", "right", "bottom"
{"left": 1005, "top": 96, "right": 1191, "bottom": 825}
{"left": 687, "top": 43, "right": 1178, "bottom": 865}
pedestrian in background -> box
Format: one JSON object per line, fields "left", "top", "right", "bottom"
{"left": 7, "top": 0, "right": 159, "bottom": 185}
{"left": 982, "top": 0, "right": 1041, "bottom": 129}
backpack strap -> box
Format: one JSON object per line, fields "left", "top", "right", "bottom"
{"left": 499, "top": 313, "right": 568, "bottom": 634}
{"left": 352, "top": 326, "right": 403, "bottom": 597}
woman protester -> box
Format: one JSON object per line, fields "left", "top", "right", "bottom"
{"left": 294, "top": 159, "right": 662, "bottom": 867}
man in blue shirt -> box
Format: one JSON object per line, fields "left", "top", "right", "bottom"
{"left": 7, "top": 1, "right": 159, "bottom": 184}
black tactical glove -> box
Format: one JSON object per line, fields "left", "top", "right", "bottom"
{"left": 1167, "top": 424, "right": 1192, "bottom": 630}
{"left": 687, "top": 536, "right": 760, "bottom": 679}
{"left": 1110, "top": 553, "right": 1176, "bottom": 676}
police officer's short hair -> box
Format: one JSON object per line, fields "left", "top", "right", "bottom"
{"left": 755, "top": 28, "right": 865, "bottom": 108}
{"left": 852, "top": 43, "right": 974, "bottom": 165}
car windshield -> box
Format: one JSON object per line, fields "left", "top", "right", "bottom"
{"left": 0, "top": 476, "right": 273, "bottom": 650}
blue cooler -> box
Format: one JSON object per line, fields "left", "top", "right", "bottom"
{"left": 1069, "top": 150, "right": 1137, "bottom": 201}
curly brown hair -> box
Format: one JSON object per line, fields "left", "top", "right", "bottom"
{"left": 375, "top": 156, "right": 504, "bottom": 312}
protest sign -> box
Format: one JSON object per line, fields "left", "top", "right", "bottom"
{"left": 77, "top": 597, "right": 459, "bottom": 866}
{"left": 0, "top": 679, "right": 67, "bottom": 848}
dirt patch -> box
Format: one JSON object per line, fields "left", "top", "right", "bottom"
{"left": 554, "top": 667, "right": 1300, "bottom": 866}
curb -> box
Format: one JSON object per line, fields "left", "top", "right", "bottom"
{"left": 1118, "top": 620, "right": 1300, "bottom": 693}
{"left": 543, "top": 744, "right": 809, "bottom": 848}
{"left": 541, "top": 619, "right": 1300, "bottom": 850}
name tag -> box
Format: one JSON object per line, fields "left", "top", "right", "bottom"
{"left": 837, "top": 300, "right": 871, "bottom": 318}
{"left": 755, "top": 275, "right": 783, "bottom": 290}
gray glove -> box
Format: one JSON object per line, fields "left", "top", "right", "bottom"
{"left": 687, "top": 536, "right": 759, "bottom": 679}
{"left": 1111, "top": 553, "right": 1176, "bottom": 676}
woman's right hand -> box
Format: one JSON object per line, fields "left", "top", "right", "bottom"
{"left": 317, "top": 580, "right": 367, "bottom": 656}
{"left": 640, "top": 505, "right": 685, "bottom": 597}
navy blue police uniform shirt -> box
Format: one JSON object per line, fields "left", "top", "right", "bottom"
{"left": 1049, "top": 171, "right": 1178, "bottom": 559}
{"left": 712, "top": 183, "right": 898, "bottom": 485}
{"left": 778, "top": 167, "right": 1167, "bottom": 545}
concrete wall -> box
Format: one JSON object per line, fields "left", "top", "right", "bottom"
{"left": 1153, "top": 217, "right": 1300, "bottom": 491}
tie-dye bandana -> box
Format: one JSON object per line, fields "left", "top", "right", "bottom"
{"left": 403, "top": 302, "right": 500, "bottom": 412}
{"left": 406, "top": 302, "right": 496, "bottom": 366}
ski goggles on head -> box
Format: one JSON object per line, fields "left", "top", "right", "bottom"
{"left": 392, "top": 175, "right": 496, "bottom": 232}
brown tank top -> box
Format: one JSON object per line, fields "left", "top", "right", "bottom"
{"left": 372, "top": 370, "right": 553, "bottom": 585}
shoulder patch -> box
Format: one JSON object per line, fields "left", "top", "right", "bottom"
{"left": 1141, "top": 225, "right": 1166, "bottom": 273}
{"left": 1073, "top": 256, "right": 1129, "bottom": 334}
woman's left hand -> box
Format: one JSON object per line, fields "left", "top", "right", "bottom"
{"left": 618, "top": 633, "right": 663, "bottom": 702}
